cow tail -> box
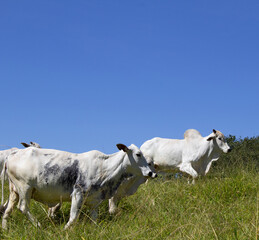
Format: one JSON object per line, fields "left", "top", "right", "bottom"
{"left": 1, "top": 161, "right": 7, "bottom": 206}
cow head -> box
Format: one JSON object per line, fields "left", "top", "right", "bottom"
{"left": 117, "top": 143, "right": 157, "bottom": 178}
{"left": 21, "top": 142, "right": 41, "bottom": 148}
{"left": 207, "top": 129, "right": 231, "bottom": 153}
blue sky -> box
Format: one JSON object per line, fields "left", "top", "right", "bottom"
{"left": 1, "top": 1, "right": 258, "bottom": 153}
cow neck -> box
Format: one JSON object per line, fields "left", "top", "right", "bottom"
{"left": 192, "top": 138, "right": 212, "bottom": 160}
{"left": 99, "top": 151, "right": 129, "bottom": 185}
{"left": 206, "top": 138, "right": 220, "bottom": 159}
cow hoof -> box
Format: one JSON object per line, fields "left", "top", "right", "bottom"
{"left": 0, "top": 205, "right": 6, "bottom": 215}
{"left": 109, "top": 208, "right": 117, "bottom": 214}
{"left": 2, "top": 220, "right": 8, "bottom": 230}
{"left": 48, "top": 212, "right": 56, "bottom": 219}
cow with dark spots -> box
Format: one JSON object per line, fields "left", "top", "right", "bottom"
{"left": 1, "top": 144, "right": 156, "bottom": 229}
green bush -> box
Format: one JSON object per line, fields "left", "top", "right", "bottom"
{"left": 213, "top": 135, "right": 259, "bottom": 174}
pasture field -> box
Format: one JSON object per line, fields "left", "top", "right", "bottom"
{"left": 0, "top": 136, "right": 258, "bottom": 240}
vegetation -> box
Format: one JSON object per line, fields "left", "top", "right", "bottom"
{"left": 0, "top": 136, "right": 259, "bottom": 239}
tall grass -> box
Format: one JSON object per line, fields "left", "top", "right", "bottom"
{"left": 0, "top": 136, "right": 259, "bottom": 239}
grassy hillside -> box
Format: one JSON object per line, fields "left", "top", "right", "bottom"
{"left": 0, "top": 136, "right": 259, "bottom": 240}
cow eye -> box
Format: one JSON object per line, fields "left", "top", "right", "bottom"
{"left": 218, "top": 137, "right": 222, "bottom": 141}
{"left": 136, "top": 153, "right": 141, "bottom": 157}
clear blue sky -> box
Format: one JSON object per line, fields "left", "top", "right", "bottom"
{"left": 1, "top": 1, "right": 258, "bottom": 153}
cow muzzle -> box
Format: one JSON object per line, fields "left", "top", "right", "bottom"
{"left": 227, "top": 148, "right": 232, "bottom": 153}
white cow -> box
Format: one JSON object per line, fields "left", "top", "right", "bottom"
{"left": 1, "top": 143, "right": 156, "bottom": 229}
{"left": 0, "top": 142, "right": 41, "bottom": 213}
{"left": 0, "top": 149, "right": 18, "bottom": 176}
{"left": 0, "top": 142, "right": 41, "bottom": 171}
{"left": 0, "top": 141, "right": 41, "bottom": 177}
{"left": 108, "top": 129, "right": 231, "bottom": 213}
{"left": 141, "top": 129, "right": 231, "bottom": 179}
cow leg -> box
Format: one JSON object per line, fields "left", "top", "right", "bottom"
{"left": 48, "top": 203, "right": 61, "bottom": 218}
{"left": 24, "top": 210, "right": 41, "bottom": 228}
{"left": 64, "top": 189, "right": 83, "bottom": 230}
{"left": 17, "top": 186, "right": 41, "bottom": 228}
{"left": 109, "top": 176, "right": 145, "bottom": 214}
{"left": 109, "top": 178, "right": 135, "bottom": 214}
{"left": 2, "top": 190, "right": 19, "bottom": 229}
{"left": 3, "top": 200, "right": 9, "bottom": 210}
{"left": 0, "top": 200, "right": 9, "bottom": 215}
{"left": 0, "top": 180, "right": 17, "bottom": 215}
{"left": 187, "top": 178, "right": 196, "bottom": 184}
{"left": 108, "top": 197, "right": 117, "bottom": 214}
{"left": 179, "top": 163, "right": 198, "bottom": 184}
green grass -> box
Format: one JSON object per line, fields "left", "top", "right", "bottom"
{"left": 0, "top": 169, "right": 259, "bottom": 240}
{"left": 1, "top": 136, "right": 259, "bottom": 239}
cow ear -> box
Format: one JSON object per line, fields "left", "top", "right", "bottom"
{"left": 21, "top": 142, "right": 30, "bottom": 148}
{"left": 207, "top": 129, "right": 217, "bottom": 141}
{"left": 116, "top": 144, "right": 129, "bottom": 152}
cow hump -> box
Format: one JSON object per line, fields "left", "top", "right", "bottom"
{"left": 184, "top": 129, "right": 202, "bottom": 140}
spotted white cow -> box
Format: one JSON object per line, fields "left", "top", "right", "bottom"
{"left": 108, "top": 129, "right": 231, "bottom": 213}
{"left": 1, "top": 143, "right": 156, "bottom": 229}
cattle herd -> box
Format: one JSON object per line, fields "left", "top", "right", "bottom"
{"left": 0, "top": 129, "right": 231, "bottom": 230}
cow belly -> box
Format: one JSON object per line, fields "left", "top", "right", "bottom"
{"left": 154, "top": 155, "right": 182, "bottom": 170}
{"left": 32, "top": 186, "right": 71, "bottom": 205}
